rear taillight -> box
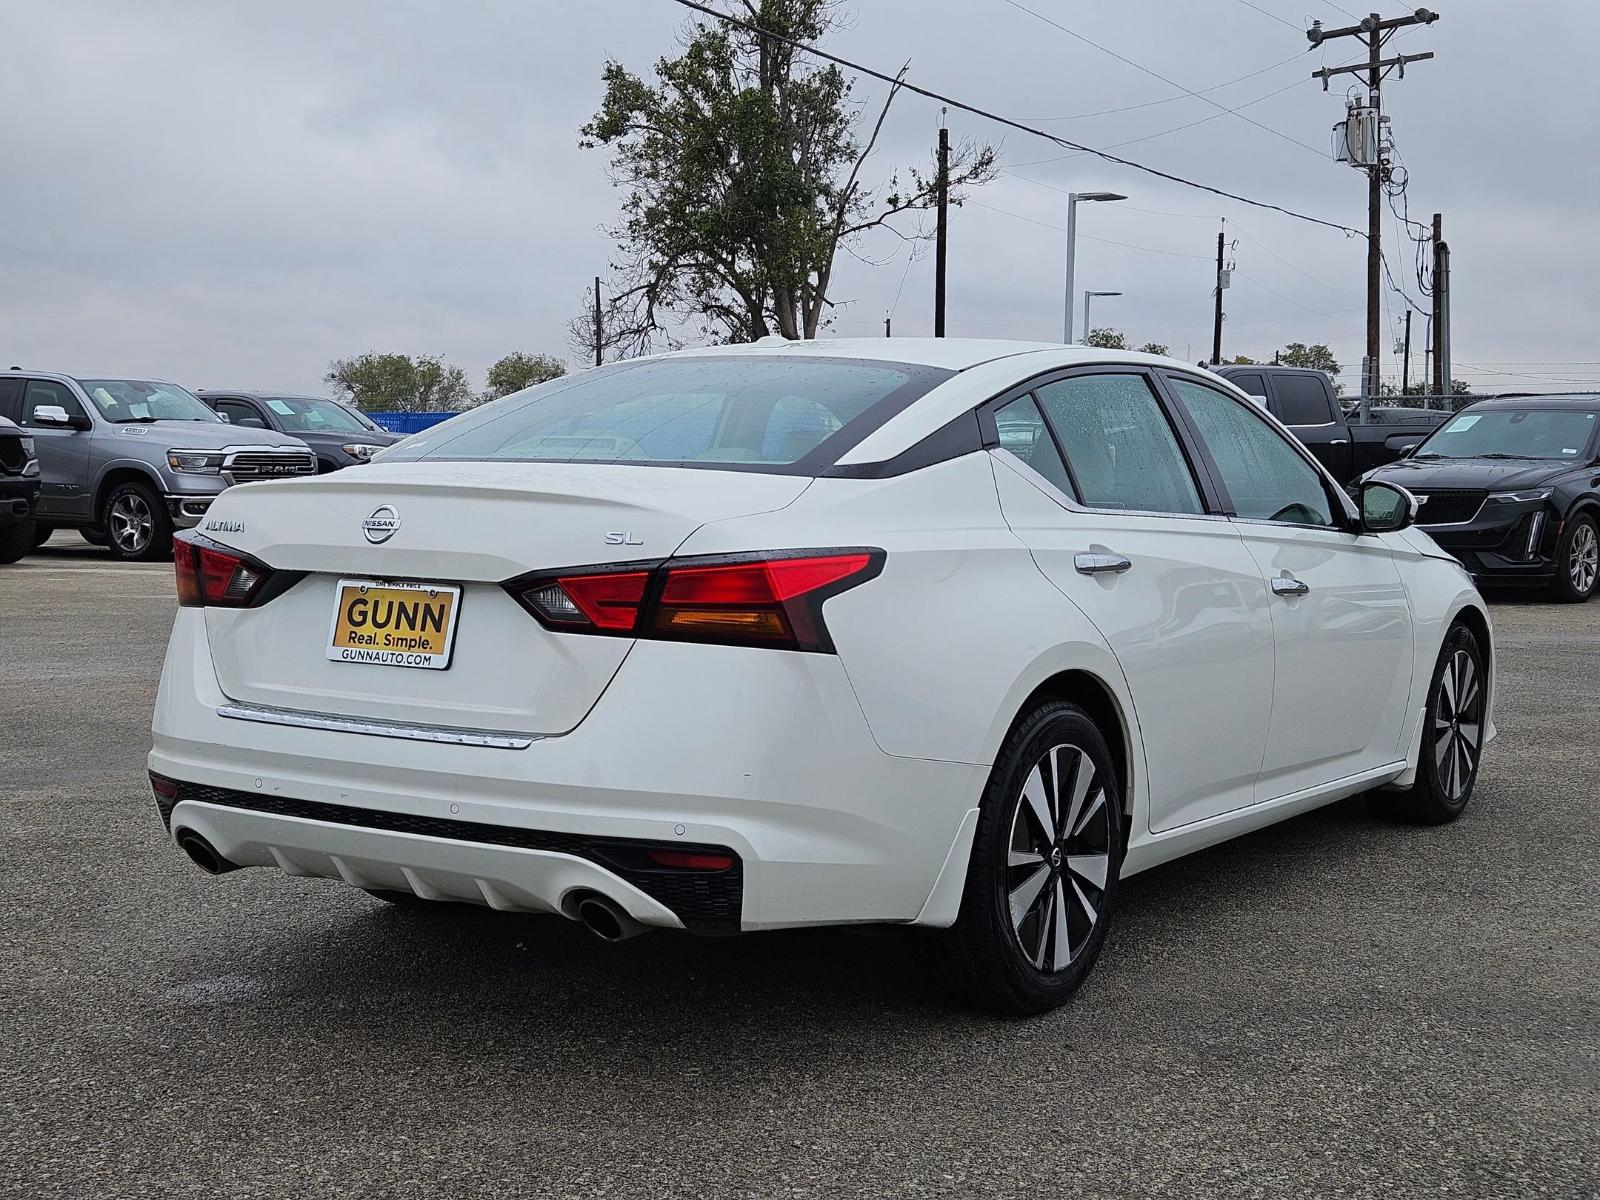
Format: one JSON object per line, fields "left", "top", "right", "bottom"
{"left": 173, "top": 532, "right": 274, "bottom": 608}
{"left": 508, "top": 549, "right": 883, "bottom": 653}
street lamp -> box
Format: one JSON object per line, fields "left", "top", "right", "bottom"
{"left": 1063, "top": 191, "right": 1127, "bottom": 343}
{"left": 1082, "top": 290, "right": 1122, "bottom": 339}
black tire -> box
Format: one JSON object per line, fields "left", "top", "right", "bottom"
{"left": 931, "top": 701, "right": 1124, "bottom": 1015}
{"left": 1549, "top": 512, "right": 1598, "bottom": 603}
{"left": 0, "top": 517, "right": 35, "bottom": 564}
{"left": 1384, "top": 623, "right": 1487, "bottom": 824}
{"left": 31, "top": 522, "right": 53, "bottom": 549}
{"left": 101, "top": 479, "right": 173, "bottom": 562}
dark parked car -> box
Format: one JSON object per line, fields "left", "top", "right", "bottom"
{"left": 1364, "top": 394, "right": 1600, "bottom": 602}
{"left": 1210, "top": 364, "right": 1449, "bottom": 483}
{"left": 0, "top": 414, "right": 42, "bottom": 562}
{"left": 197, "top": 392, "right": 403, "bottom": 472}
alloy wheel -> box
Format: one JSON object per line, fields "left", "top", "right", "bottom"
{"left": 1570, "top": 522, "right": 1598, "bottom": 595}
{"left": 109, "top": 492, "right": 154, "bottom": 555}
{"left": 1433, "top": 648, "right": 1483, "bottom": 801}
{"left": 1005, "top": 743, "right": 1112, "bottom": 973}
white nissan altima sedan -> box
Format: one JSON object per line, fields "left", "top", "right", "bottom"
{"left": 149, "top": 339, "right": 1493, "bottom": 1013}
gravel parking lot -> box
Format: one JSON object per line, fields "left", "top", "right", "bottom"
{"left": 4, "top": 534, "right": 1596, "bottom": 1199}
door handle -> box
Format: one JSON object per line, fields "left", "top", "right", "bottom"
{"left": 1271, "top": 575, "right": 1310, "bottom": 596}
{"left": 1328, "top": 438, "right": 1349, "bottom": 445}
{"left": 1075, "top": 552, "right": 1132, "bottom": 576}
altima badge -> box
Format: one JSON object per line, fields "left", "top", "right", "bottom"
{"left": 363, "top": 505, "right": 400, "bottom": 544}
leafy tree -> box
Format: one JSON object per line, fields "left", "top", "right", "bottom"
{"left": 1136, "top": 342, "right": 1170, "bottom": 356}
{"left": 324, "top": 354, "right": 475, "bottom": 413}
{"left": 1083, "top": 328, "right": 1127, "bottom": 350}
{"left": 1277, "top": 342, "right": 1340, "bottom": 375}
{"left": 581, "top": 0, "right": 996, "bottom": 349}
{"left": 485, "top": 353, "right": 567, "bottom": 399}
{"left": 1229, "top": 354, "right": 1258, "bottom": 365}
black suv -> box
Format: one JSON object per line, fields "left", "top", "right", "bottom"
{"left": 1364, "top": 394, "right": 1600, "bottom": 601}
{"left": 0, "top": 414, "right": 42, "bottom": 563}
{"left": 196, "top": 391, "right": 402, "bottom": 471}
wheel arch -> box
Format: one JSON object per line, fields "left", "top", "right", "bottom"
{"left": 93, "top": 462, "right": 166, "bottom": 518}
{"left": 1004, "top": 665, "right": 1139, "bottom": 833}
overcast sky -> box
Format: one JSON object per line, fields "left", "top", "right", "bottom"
{"left": 5, "top": 0, "right": 1597, "bottom": 396}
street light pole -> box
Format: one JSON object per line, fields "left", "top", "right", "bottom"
{"left": 1062, "top": 192, "right": 1127, "bottom": 343}
{"left": 1083, "top": 290, "right": 1122, "bottom": 339}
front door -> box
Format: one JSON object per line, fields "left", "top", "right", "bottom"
{"left": 988, "top": 370, "right": 1277, "bottom": 833}
{"left": 21, "top": 380, "right": 93, "bottom": 520}
{"left": 1164, "top": 375, "right": 1414, "bottom": 800}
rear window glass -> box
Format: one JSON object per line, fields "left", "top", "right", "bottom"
{"left": 386, "top": 356, "right": 952, "bottom": 472}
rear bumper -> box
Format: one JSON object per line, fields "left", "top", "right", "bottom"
{"left": 149, "top": 610, "right": 984, "bottom": 932}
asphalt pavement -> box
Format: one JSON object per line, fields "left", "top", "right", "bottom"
{"left": 3, "top": 533, "right": 1596, "bottom": 1199}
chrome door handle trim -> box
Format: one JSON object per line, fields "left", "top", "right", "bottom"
{"left": 1271, "top": 576, "right": 1310, "bottom": 596}
{"left": 1328, "top": 438, "right": 1349, "bottom": 445}
{"left": 1074, "top": 552, "right": 1133, "bottom": 576}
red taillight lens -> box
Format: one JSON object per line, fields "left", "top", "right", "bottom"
{"left": 173, "top": 533, "right": 271, "bottom": 608}
{"left": 509, "top": 549, "right": 882, "bottom": 652}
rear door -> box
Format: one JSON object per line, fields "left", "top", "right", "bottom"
{"left": 1162, "top": 373, "right": 1414, "bottom": 800}
{"left": 20, "top": 379, "right": 92, "bottom": 520}
{"left": 987, "top": 368, "right": 1276, "bottom": 832}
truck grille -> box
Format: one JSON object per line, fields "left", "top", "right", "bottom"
{"left": 1413, "top": 489, "right": 1486, "bottom": 526}
{"left": 0, "top": 438, "right": 25, "bottom": 474}
{"left": 223, "top": 450, "right": 317, "bottom": 483}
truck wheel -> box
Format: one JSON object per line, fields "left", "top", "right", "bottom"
{"left": 0, "top": 516, "right": 35, "bottom": 564}
{"left": 1550, "top": 513, "right": 1598, "bottom": 603}
{"left": 102, "top": 480, "right": 173, "bottom": 562}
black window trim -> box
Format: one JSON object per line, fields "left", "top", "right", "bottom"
{"left": 1155, "top": 368, "right": 1360, "bottom": 533}
{"left": 976, "top": 362, "right": 1232, "bottom": 520}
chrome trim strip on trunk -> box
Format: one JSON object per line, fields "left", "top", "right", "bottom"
{"left": 216, "top": 702, "right": 537, "bottom": 749}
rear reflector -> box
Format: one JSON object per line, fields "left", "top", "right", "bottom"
{"left": 646, "top": 849, "right": 736, "bottom": 871}
{"left": 507, "top": 548, "right": 883, "bottom": 653}
{"left": 173, "top": 533, "right": 275, "bottom": 608}
{"left": 148, "top": 771, "right": 178, "bottom": 800}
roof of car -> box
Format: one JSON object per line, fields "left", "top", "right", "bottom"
{"left": 1468, "top": 393, "right": 1600, "bottom": 410}
{"left": 196, "top": 390, "right": 333, "bottom": 402}
{"left": 663, "top": 336, "right": 1181, "bottom": 372}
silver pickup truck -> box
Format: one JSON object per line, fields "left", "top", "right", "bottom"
{"left": 0, "top": 370, "right": 315, "bottom": 560}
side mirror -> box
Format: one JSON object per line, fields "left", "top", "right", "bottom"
{"left": 34, "top": 404, "right": 90, "bottom": 431}
{"left": 1397, "top": 442, "right": 1418, "bottom": 459}
{"left": 1360, "top": 480, "right": 1418, "bottom": 533}
{"left": 236, "top": 416, "right": 267, "bottom": 429}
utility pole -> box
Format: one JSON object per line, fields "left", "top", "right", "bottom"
{"left": 1308, "top": 9, "right": 1438, "bottom": 420}
{"left": 1401, "top": 309, "right": 1412, "bottom": 393}
{"left": 884, "top": 314, "right": 892, "bottom": 337}
{"left": 1211, "top": 224, "right": 1225, "bottom": 364}
{"left": 933, "top": 123, "right": 948, "bottom": 338}
{"left": 592, "top": 276, "right": 603, "bottom": 368}
{"left": 1432, "top": 211, "right": 1452, "bottom": 399}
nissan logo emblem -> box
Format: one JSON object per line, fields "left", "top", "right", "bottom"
{"left": 362, "top": 504, "right": 400, "bottom": 544}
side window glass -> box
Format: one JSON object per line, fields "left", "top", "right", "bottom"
{"left": 1034, "top": 374, "right": 1203, "bottom": 515}
{"left": 21, "top": 380, "right": 85, "bottom": 426}
{"left": 217, "top": 401, "right": 256, "bottom": 425}
{"left": 0, "top": 377, "right": 22, "bottom": 421}
{"left": 1168, "top": 377, "right": 1334, "bottom": 527}
{"left": 993, "top": 395, "right": 1074, "bottom": 497}
{"left": 1273, "top": 375, "right": 1336, "bottom": 425}
{"left": 1229, "top": 372, "right": 1267, "bottom": 399}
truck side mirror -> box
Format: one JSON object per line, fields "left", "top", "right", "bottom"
{"left": 1360, "top": 481, "right": 1418, "bottom": 533}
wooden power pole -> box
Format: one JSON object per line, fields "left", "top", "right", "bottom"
{"left": 934, "top": 125, "right": 949, "bottom": 338}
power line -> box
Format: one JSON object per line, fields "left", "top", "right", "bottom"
{"left": 665, "top": 0, "right": 1360, "bottom": 235}
{"left": 1007, "top": 77, "right": 1309, "bottom": 169}
{"left": 1227, "top": 0, "right": 1303, "bottom": 32}
{"left": 997, "top": 0, "right": 1328, "bottom": 157}
{"left": 966, "top": 199, "right": 1214, "bottom": 259}
{"left": 1017, "top": 50, "right": 1307, "bottom": 121}
{"left": 1231, "top": 224, "right": 1361, "bottom": 303}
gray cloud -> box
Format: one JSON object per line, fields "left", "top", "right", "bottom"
{"left": 3, "top": 0, "right": 1596, "bottom": 394}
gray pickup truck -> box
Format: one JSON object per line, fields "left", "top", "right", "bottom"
{"left": 0, "top": 370, "right": 316, "bottom": 560}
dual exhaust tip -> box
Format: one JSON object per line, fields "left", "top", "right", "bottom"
{"left": 173, "top": 832, "right": 649, "bottom": 941}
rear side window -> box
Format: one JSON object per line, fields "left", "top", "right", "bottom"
{"left": 0, "top": 377, "right": 22, "bottom": 421}
{"left": 1034, "top": 374, "right": 1203, "bottom": 515}
{"left": 386, "top": 356, "right": 953, "bottom": 473}
{"left": 1273, "top": 375, "right": 1336, "bottom": 425}
{"left": 994, "top": 395, "right": 1074, "bottom": 496}
{"left": 1228, "top": 372, "right": 1267, "bottom": 399}
{"left": 1169, "top": 378, "right": 1334, "bottom": 527}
